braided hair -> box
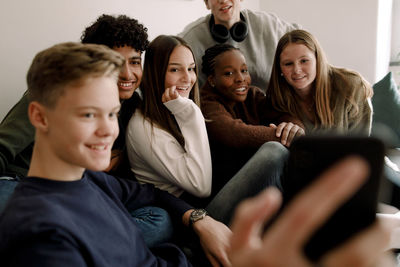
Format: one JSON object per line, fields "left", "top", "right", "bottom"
{"left": 201, "top": 43, "right": 240, "bottom": 76}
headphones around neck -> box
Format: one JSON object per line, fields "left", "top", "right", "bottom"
{"left": 209, "top": 13, "right": 248, "bottom": 43}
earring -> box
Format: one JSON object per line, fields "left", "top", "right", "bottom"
{"left": 280, "top": 73, "right": 284, "bottom": 76}
{"left": 210, "top": 82, "right": 215, "bottom": 87}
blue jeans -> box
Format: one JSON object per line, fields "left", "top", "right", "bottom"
{"left": 0, "top": 176, "right": 18, "bottom": 213}
{"left": 129, "top": 206, "right": 174, "bottom": 248}
{"left": 0, "top": 177, "right": 173, "bottom": 248}
{"left": 206, "top": 141, "right": 288, "bottom": 225}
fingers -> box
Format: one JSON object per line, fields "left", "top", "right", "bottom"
{"left": 161, "top": 86, "right": 179, "bottom": 103}
{"left": 215, "top": 251, "right": 231, "bottom": 267}
{"left": 275, "top": 122, "right": 305, "bottom": 146}
{"left": 229, "top": 188, "right": 282, "bottom": 267}
{"left": 205, "top": 252, "right": 222, "bottom": 267}
{"left": 376, "top": 213, "right": 400, "bottom": 250}
{"left": 207, "top": 249, "right": 231, "bottom": 267}
{"left": 287, "top": 126, "right": 305, "bottom": 147}
{"left": 295, "top": 127, "right": 305, "bottom": 137}
{"left": 230, "top": 187, "right": 282, "bottom": 252}
{"left": 205, "top": 227, "right": 231, "bottom": 267}
{"left": 320, "top": 221, "right": 393, "bottom": 267}
{"left": 282, "top": 124, "right": 303, "bottom": 147}
{"left": 195, "top": 216, "right": 232, "bottom": 267}
{"left": 275, "top": 122, "right": 287, "bottom": 138}
{"left": 265, "top": 156, "right": 369, "bottom": 251}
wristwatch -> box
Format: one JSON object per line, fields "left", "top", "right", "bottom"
{"left": 189, "top": 209, "right": 208, "bottom": 227}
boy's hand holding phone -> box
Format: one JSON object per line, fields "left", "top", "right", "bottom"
{"left": 229, "top": 155, "right": 394, "bottom": 267}
{"left": 283, "top": 136, "right": 385, "bottom": 261}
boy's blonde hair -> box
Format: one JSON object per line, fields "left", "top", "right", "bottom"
{"left": 27, "top": 42, "right": 124, "bottom": 108}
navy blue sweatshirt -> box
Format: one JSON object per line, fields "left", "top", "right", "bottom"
{"left": 0, "top": 170, "right": 193, "bottom": 266}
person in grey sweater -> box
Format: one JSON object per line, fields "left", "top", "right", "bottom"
{"left": 178, "top": 0, "right": 300, "bottom": 91}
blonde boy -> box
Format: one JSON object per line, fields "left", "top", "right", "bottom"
{"left": 0, "top": 42, "right": 231, "bottom": 266}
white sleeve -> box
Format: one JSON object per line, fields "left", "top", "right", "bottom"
{"left": 127, "top": 96, "right": 212, "bottom": 198}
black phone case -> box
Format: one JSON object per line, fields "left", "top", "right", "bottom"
{"left": 282, "top": 136, "right": 385, "bottom": 261}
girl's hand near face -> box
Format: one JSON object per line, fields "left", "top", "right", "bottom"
{"left": 162, "top": 86, "right": 180, "bottom": 103}
{"left": 270, "top": 122, "right": 305, "bottom": 147}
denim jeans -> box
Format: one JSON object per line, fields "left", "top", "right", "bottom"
{"left": 0, "top": 176, "right": 18, "bottom": 213}
{"left": 129, "top": 206, "right": 173, "bottom": 248}
{"left": 0, "top": 177, "right": 173, "bottom": 248}
{"left": 206, "top": 141, "right": 288, "bottom": 225}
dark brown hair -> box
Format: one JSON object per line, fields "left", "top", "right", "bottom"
{"left": 140, "top": 35, "right": 200, "bottom": 147}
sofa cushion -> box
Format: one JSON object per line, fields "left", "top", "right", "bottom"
{"left": 371, "top": 72, "right": 400, "bottom": 147}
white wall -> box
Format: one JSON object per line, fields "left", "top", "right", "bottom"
{"left": 0, "top": 0, "right": 259, "bottom": 120}
{"left": 1, "top": 0, "right": 392, "bottom": 121}
{"left": 261, "top": 0, "right": 392, "bottom": 85}
{"left": 391, "top": 0, "right": 400, "bottom": 62}
{"left": 376, "top": 0, "right": 393, "bottom": 82}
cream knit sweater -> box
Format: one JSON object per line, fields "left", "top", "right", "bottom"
{"left": 126, "top": 96, "right": 212, "bottom": 198}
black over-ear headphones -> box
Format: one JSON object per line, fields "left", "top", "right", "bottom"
{"left": 209, "top": 13, "right": 248, "bottom": 43}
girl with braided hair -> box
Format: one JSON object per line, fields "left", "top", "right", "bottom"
{"left": 200, "top": 43, "right": 304, "bottom": 197}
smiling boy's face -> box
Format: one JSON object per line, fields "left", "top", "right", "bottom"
{"left": 205, "top": 0, "right": 242, "bottom": 28}
{"left": 43, "top": 75, "right": 121, "bottom": 172}
{"left": 113, "top": 45, "right": 143, "bottom": 100}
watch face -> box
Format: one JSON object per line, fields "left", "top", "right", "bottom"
{"left": 190, "top": 209, "right": 207, "bottom": 223}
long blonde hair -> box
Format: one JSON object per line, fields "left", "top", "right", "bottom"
{"left": 267, "top": 30, "right": 372, "bottom": 129}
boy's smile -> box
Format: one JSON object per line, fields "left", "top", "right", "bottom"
{"left": 113, "top": 46, "right": 143, "bottom": 100}
{"left": 44, "top": 76, "right": 120, "bottom": 175}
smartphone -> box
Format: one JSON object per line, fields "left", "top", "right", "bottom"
{"left": 282, "top": 135, "right": 385, "bottom": 262}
